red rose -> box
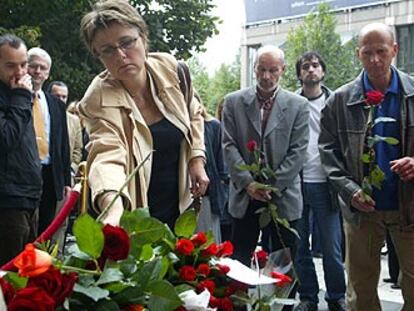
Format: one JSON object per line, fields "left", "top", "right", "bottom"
{"left": 197, "top": 263, "right": 211, "bottom": 277}
{"left": 271, "top": 271, "right": 293, "bottom": 287}
{"left": 174, "top": 307, "right": 187, "bottom": 311}
{"left": 191, "top": 232, "right": 208, "bottom": 247}
{"left": 209, "top": 296, "right": 220, "bottom": 308}
{"left": 124, "top": 304, "right": 145, "bottom": 311}
{"left": 179, "top": 265, "right": 197, "bottom": 281}
{"left": 176, "top": 239, "right": 194, "bottom": 256}
{"left": 0, "top": 277, "right": 15, "bottom": 304}
{"left": 219, "top": 297, "right": 234, "bottom": 311}
{"left": 27, "top": 266, "right": 78, "bottom": 307}
{"left": 216, "top": 264, "right": 230, "bottom": 275}
{"left": 246, "top": 139, "right": 258, "bottom": 152}
{"left": 252, "top": 250, "right": 268, "bottom": 269}
{"left": 196, "top": 279, "right": 216, "bottom": 294}
{"left": 102, "top": 224, "right": 130, "bottom": 261}
{"left": 224, "top": 286, "right": 236, "bottom": 296}
{"left": 365, "top": 90, "right": 384, "bottom": 106}
{"left": 201, "top": 243, "right": 218, "bottom": 257}
{"left": 217, "top": 241, "right": 234, "bottom": 257}
{"left": 8, "top": 287, "right": 55, "bottom": 311}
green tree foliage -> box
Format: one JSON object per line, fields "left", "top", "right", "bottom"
{"left": 188, "top": 54, "right": 240, "bottom": 116}
{"left": 283, "top": 3, "right": 361, "bottom": 91}
{"left": 0, "top": 0, "right": 219, "bottom": 101}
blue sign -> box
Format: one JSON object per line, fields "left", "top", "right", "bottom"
{"left": 245, "top": 0, "right": 398, "bottom": 24}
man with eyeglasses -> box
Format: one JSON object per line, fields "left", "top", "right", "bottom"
{"left": 222, "top": 45, "right": 309, "bottom": 310}
{"left": 27, "top": 47, "right": 71, "bottom": 237}
{"left": 294, "top": 52, "right": 346, "bottom": 311}
{"left": 0, "top": 34, "right": 42, "bottom": 265}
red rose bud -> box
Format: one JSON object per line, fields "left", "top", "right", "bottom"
{"left": 179, "top": 265, "right": 197, "bottom": 281}
{"left": 219, "top": 297, "right": 234, "bottom": 311}
{"left": 216, "top": 264, "right": 230, "bottom": 275}
{"left": 209, "top": 296, "right": 220, "bottom": 308}
{"left": 27, "top": 266, "right": 78, "bottom": 307}
{"left": 217, "top": 241, "right": 234, "bottom": 257}
{"left": 271, "top": 271, "right": 293, "bottom": 287}
{"left": 196, "top": 279, "right": 216, "bottom": 294}
{"left": 252, "top": 250, "right": 268, "bottom": 269}
{"left": 365, "top": 90, "right": 384, "bottom": 106}
{"left": 102, "top": 224, "right": 130, "bottom": 261}
{"left": 13, "top": 243, "right": 53, "bottom": 277}
{"left": 201, "top": 243, "right": 218, "bottom": 257}
{"left": 176, "top": 239, "right": 194, "bottom": 256}
{"left": 246, "top": 139, "right": 258, "bottom": 152}
{"left": 197, "top": 263, "right": 211, "bottom": 277}
{"left": 124, "top": 305, "right": 145, "bottom": 311}
{"left": 191, "top": 232, "right": 208, "bottom": 247}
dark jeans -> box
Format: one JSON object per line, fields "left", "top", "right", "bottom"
{"left": 295, "top": 183, "right": 346, "bottom": 304}
{"left": 38, "top": 164, "right": 57, "bottom": 235}
{"left": 0, "top": 208, "right": 38, "bottom": 266}
{"left": 232, "top": 200, "right": 299, "bottom": 311}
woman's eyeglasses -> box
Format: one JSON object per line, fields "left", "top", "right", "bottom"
{"left": 96, "top": 36, "right": 139, "bottom": 59}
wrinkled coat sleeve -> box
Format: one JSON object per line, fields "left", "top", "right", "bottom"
{"left": 319, "top": 92, "right": 361, "bottom": 207}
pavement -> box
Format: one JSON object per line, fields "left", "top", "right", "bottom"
{"left": 311, "top": 254, "right": 403, "bottom": 311}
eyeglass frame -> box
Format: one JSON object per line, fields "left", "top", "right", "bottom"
{"left": 95, "top": 36, "right": 140, "bottom": 60}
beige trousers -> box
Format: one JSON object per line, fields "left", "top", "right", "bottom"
{"left": 345, "top": 210, "right": 414, "bottom": 311}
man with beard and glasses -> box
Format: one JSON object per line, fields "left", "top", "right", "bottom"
{"left": 222, "top": 45, "right": 309, "bottom": 310}
{"left": 294, "top": 52, "right": 346, "bottom": 311}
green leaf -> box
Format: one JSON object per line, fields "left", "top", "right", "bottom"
{"left": 121, "top": 208, "right": 150, "bottom": 233}
{"left": 259, "top": 209, "right": 271, "bottom": 228}
{"left": 370, "top": 165, "right": 385, "bottom": 189}
{"left": 112, "top": 287, "right": 146, "bottom": 305}
{"left": 73, "top": 214, "right": 104, "bottom": 259}
{"left": 4, "top": 272, "right": 27, "bottom": 289}
{"left": 132, "top": 217, "right": 167, "bottom": 245}
{"left": 131, "top": 258, "right": 163, "bottom": 288}
{"left": 361, "top": 153, "right": 373, "bottom": 164}
{"left": 96, "top": 268, "right": 124, "bottom": 286}
{"left": 73, "top": 283, "right": 109, "bottom": 302}
{"left": 382, "top": 137, "right": 399, "bottom": 145}
{"left": 174, "top": 209, "right": 197, "bottom": 238}
{"left": 175, "top": 284, "right": 194, "bottom": 294}
{"left": 140, "top": 244, "right": 154, "bottom": 261}
{"left": 95, "top": 299, "right": 121, "bottom": 311}
{"left": 147, "top": 280, "right": 183, "bottom": 311}
{"left": 66, "top": 243, "right": 92, "bottom": 261}
{"left": 159, "top": 256, "right": 170, "bottom": 280}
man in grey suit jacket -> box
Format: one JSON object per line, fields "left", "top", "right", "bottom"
{"left": 222, "top": 45, "right": 309, "bottom": 268}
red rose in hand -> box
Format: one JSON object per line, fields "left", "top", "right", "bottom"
{"left": 196, "top": 279, "right": 216, "bottom": 294}
{"left": 365, "top": 90, "right": 384, "bottom": 106}
{"left": 179, "top": 265, "right": 197, "bottom": 281}
{"left": 201, "top": 243, "right": 218, "bottom": 257}
{"left": 27, "top": 266, "right": 78, "bottom": 307}
{"left": 216, "top": 264, "right": 230, "bottom": 275}
{"left": 217, "top": 241, "right": 234, "bottom": 257}
{"left": 102, "top": 224, "right": 130, "bottom": 261}
{"left": 271, "top": 271, "right": 293, "bottom": 287}
{"left": 246, "top": 139, "right": 258, "bottom": 152}
{"left": 0, "top": 277, "right": 15, "bottom": 304}
{"left": 197, "top": 263, "right": 211, "bottom": 277}
{"left": 219, "top": 297, "right": 234, "bottom": 311}
{"left": 191, "top": 232, "right": 208, "bottom": 247}
{"left": 252, "top": 249, "right": 268, "bottom": 269}
{"left": 8, "top": 287, "right": 55, "bottom": 311}
{"left": 13, "top": 244, "right": 53, "bottom": 277}
{"left": 176, "top": 239, "right": 194, "bottom": 256}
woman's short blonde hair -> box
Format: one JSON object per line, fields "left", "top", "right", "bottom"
{"left": 80, "top": 0, "right": 149, "bottom": 55}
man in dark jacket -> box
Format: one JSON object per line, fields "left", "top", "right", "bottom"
{"left": 319, "top": 23, "right": 414, "bottom": 310}
{"left": 0, "top": 34, "right": 42, "bottom": 265}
